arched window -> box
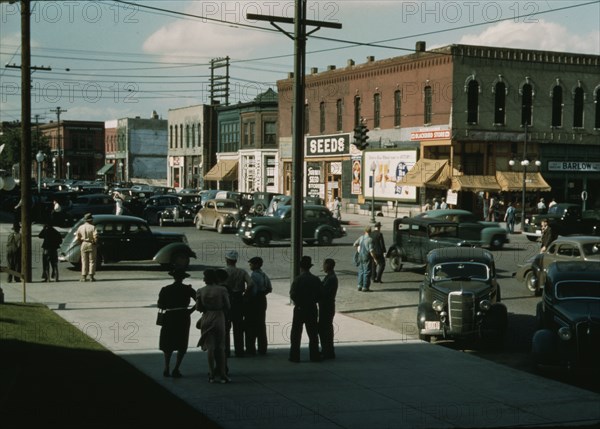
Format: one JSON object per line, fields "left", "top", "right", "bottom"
{"left": 424, "top": 86, "right": 432, "bottom": 124}
{"left": 169, "top": 125, "right": 173, "bottom": 149}
{"left": 595, "top": 88, "right": 600, "bottom": 129}
{"left": 354, "top": 96, "right": 361, "bottom": 127}
{"left": 551, "top": 86, "right": 563, "bottom": 127}
{"left": 573, "top": 87, "right": 584, "bottom": 128}
{"left": 494, "top": 82, "right": 506, "bottom": 125}
{"left": 521, "top": 83, "right": 533, "bottom": 126}
{"left": 394, "top": 90, "right": 401, "bottom": 127}
{"left": 304, "top": 104, "right": 310, "bottom": 134}
{"left": 373, "top": 93, "right": 381, "bottom": 128}
{"left": 467, "top": 80, "right": 479, "bottom": 124}
{"left": 319, "top": 101, "right": 326, "bottom": 133}
{"left": 336, "top": 99, "right": 343, "bottom": 131}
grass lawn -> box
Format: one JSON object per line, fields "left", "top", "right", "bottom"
{"left": 0, "top": 303, "right": 220, "bottom": 429}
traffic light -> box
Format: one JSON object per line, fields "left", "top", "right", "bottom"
{"left": 352, "top": 124, "right": 369, "bottom": 150}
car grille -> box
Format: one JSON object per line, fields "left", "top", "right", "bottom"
{"left": 576, "top": 320, "right": 600, "bottom": 366}
{"left": 448, "top": 291, "right": 475, "bottom": 333}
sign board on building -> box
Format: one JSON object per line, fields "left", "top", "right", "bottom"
{"left": 306, "top": 162, "right": 322, "bottom": 198}
{"left": 363, "top": 150, "right": 418, "bottom": 201}
{"left": 170, "top": 156, "right": 184, "bottom": 167}
{"left": 410, "top": 129, "right": 451, "bottom": 141}
{"left": 305, "top": 133, "right": 351, "bottom": 157}
{"left": 548, "top": 161, "right": 600, "bottom": 172}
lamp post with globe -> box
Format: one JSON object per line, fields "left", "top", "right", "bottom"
{"left": 35, "top": 150, "right": 45, "bottom": 192}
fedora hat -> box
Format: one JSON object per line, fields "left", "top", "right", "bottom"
{"left": 299, "top": 255, "right": 313, "bottom": 269}
{"left": 83, "top": 213, "right": 93, "bottom": 222}
{"left": 168, "top": 268, "right": 190, "bottom": 279}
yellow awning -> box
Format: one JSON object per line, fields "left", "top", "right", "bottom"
{"left": 399, "top": 158, "right": 449, "bottom": 187}
{"left": 96, "top": 163, "right": 114, "bottom": 175}
{"left": 204, "top": 160, "right": 238, "bottom": 181}
{"left": 451, "top": 175, "right": 502, "bottom": 192}
{"left": 495, "top": 171, "right": 551, "bottom": 192}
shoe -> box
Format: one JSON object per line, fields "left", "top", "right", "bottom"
{"left": 288, "top": 357, "right": 300, "bottom": 363}
{"left": 219, "top": 375, "right": 231, "bottom": 384}
{"left": 163, "top": 370, "right": 170, "bottom": 377}
{"left": 363, "top": 288, "right": 372, "bottom": 292}
{"left": 357, "top": 287, "right": 363, "bottom": 291}
{"left": 41, "top": 277, "right": 48, "bottom": 282}
{"left": 208, "top": 373, "right": 216, "bottom": 383}
{"left": 90, "top": 276, "right": 96, "bottom": 282}
{"left": 171, "top": 369, "right": 182, "bottom": 378}
{"left": 80, "top": 276, "right": 87, "bottom": 282}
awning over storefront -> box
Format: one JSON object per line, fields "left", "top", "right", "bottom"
{"left": 495, "top": 171, "right": 551, "bottom": 192}
{"left": 204, "top": 160, "right": 238, "bottom": 182}
{"left": 399, "top": 158, "right": 448, "bottom": 187}
{"left": 451, "top": 175, "right": 502, "bottom": 192}
{"left": 96, "top": 163, "right": 114, "bottom": 176}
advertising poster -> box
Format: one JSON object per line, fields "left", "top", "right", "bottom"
{"left": 351, "top": 157, "right": 362, "bottom": 195}
{"left": 363, "top": 150, "right": 417, "bottom": 201}
{"left": 306, "top": 162, "right": 322, "bottom": 199}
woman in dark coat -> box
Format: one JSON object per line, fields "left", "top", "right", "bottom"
{"left": 157, "top": 268, "right": 196, "bottom": 378}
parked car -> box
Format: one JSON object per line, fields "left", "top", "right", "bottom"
{"left": 199, "top": 189, "right": 220, "bottom": 206}
{"left": 416, "top": 209, "right": 509, "bottom": 249}
{"left": 515, "top": 236, "right": 600, "bottom": 295}
{"left": 417, "top": 247, "right": 507, "bottom": 344}
{"left": 178, "top": 194, "right": 203, "bottom": 214}
{"left": 237, "top": 205, "right": 346, "bottom": 246}
{"left": 386, "top": 217, "right": 474, "bottom": 271}
{"left": 158, "top": 204, "right": 196, "bottom": 226}
{"left": 195, "top": 198, "right": 242, "bottom": 233}
{"left": 58, "top": 215, "right": 196, "bottom": 269}
{"left": 142, "top": 195, "right": 182, "bottom": 225}
{"left": 523, "top": 203, "right": 600, "bottom": 242}
{"left": 63, "top": 193, "right": 115, "bottom": 225}
{"left": 532, "top": 261, "right": 600, "bottom": 370}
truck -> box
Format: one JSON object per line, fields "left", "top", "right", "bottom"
{"left": 522, "top": 203, "right": 600, "bottom": 241}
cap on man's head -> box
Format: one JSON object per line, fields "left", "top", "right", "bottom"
{"left": 374, "top": 221, "right": 382, "bottom": 228}
{"left": 168, "top": 268, "right": 190, "bottom": 279}
{"left": 248, "top": 256, "right": 263, "bottom": 266}
{"left": 225, "top": 250, "right": 238, "bottom": 261}
{"left": 84, "top": 213, "right": 93, "bottom": 222}
{"left": 299, "top": 255, "right": 313, "bottom": 269}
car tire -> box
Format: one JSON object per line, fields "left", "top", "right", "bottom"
{"left": 254, "top": 203, "right": 266, "bottom": 214}
{"left": 389, "top": 250, "right": 403, "bottom": 272}
{"left": 490, "top": 235, "right": 504, "bottom": 250}
{"left": 419, "top": 333, "right": 432, "bottom": 342}
{"left": 317, "top": 231, "right": 333, "bottom": 246}
{"left": 254, "top": 231, "right": 271, "bottom": 247}
{"left": 242, "top": 238, "right": 253, "bottom": 246}
{"left": 526, "top": 235, "right": 539, "bottom": 242}
{"left": 216, "top": 220, "right": 224, "bottom": 234}
{"left": 171, "top": 251, "right": 190, "bottom": 269}
{"left": 525, "top": 271, "right": 537, "bottom": 294}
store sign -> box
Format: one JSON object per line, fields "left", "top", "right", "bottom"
{"left": 306, "top": 162, "right": 323, "bottom": 198}
{"left": 170, "top": 156, "right": 184, "bottom": 167}
{"left": 548, "top": 161, "right": 600, "bottom": 172}
{"left": 305, "top": 133, "right": 351, "bottom": 157}
{"left": 410, "top": 129, "right": 450, "bottom": 141}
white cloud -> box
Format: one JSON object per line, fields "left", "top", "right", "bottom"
{"left": 458, "top": 19, "right": 600, "bottom": 55}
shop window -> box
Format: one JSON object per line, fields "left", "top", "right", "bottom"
{"left": 521, "top": 83, "right": 533, "bottom": 126}
{"left": 394, "top": 90, "right": 401, "bottom": 127}
{"left": 494, "top": 82, "right": 506, "bottom": 125}
{"left": 354, "top": 96, "right": 361, "bottom": 127}
{"left": 467, "top": 80, "right": 479, "bottom": 124}
{"left": 373, "top": 93, "right": 381, "bottom": 128}
{"left": 336, "top": 99, "right": 343, "bottom": 131}
{"left": 551, "top": 85, "right": 563, "bottom": 128}
{"left": 424, "top": 86, "right": 432, "bottom": 124}
{"left": 320, "top": 102, "right": 326, "bottom": 133}
{"left": 573, "top": 87, "right": 584, "bottom": 128}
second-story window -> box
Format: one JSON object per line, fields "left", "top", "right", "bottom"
{"left": 354, "top": 96, "right": 361, "bottom": 127}
{"left": 551, "top": 85, "right": 563, "bottom": 128}
{"left": 573, "top": 87, "right": 584, "bottom": 128}
{"left": 373, "top": 93, "right": 381, "bottom": 128}
{"left": 264, "top": 121, "right": 276, "bottom": 145}
{"left": 521, "top": 83, "right": 533, "bottom": 126}
{"left": 169, "top": 125, "right": 173, "bottom": 149}
{"left": 394, "top": 90, "right": 401, "bottom": 127}
{"left": 304, "top": 104, "right": 310, "bottom": 134}
{"left": 186, "top": 124, "right": 190, "bottom": 148}
{"left": 494, "top": 82, "right": 506, "bottom": 125}
{"left": 320, "top": 101, "right": 326, "bottom": 133}
{"left": 467, "top": 80, "right": 479, "bottom": 124}
{"left": 424, "top": 86, "right": 432, "bottom": 124}
{"left": 336, "top": 99, "right": 343, "bottom": 131}
{"left": 595, "top": 88, "right": 600, "bottom": 129}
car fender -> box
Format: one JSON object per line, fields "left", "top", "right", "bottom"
{"left": 153, "top": 243, "right": 196, "bottom": 264}
{"left": 386, "top": 245, "right": 405, "bottom": 260}
{"left": 480, "top": 227, "right": 508, "bottom": 245}
{"left": 313, "top": 224, "right": 336, "bottom": 239}
{"left": 248, "top": 225, "right": 278, "bottom": 239}
{"left": 531, "top": 329, "right": 558, "bottom": 365}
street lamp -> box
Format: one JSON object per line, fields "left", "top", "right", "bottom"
{"left": 509, "top": 158, "right": 542, "bottom": 231}
{"left": 52, "top": 157, "right": 57, "bottom": 179}
{"left": 66, "top": 161, "right": 71, "bottom": 180}
{"left": 119, "top": 161, "right": 124, "bottom": 183}
{"left": 370, "top": 160, "right": 377, "bottom": 224}
{"left": 35, "top": 150, "right": 45, "bottom": 192}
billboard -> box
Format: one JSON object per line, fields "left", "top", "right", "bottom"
{"left": 363, "top": 150, "right": 417, "bottom": 201}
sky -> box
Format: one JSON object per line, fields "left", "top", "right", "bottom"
{"left": 1, "top": 0, "right": 599, "bottom": 124}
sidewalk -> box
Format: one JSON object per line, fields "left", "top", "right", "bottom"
{"left": 2, "top": 277, "right": 599, "bottom": 429}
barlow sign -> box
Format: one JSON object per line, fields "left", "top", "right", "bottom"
{"left": 548, "top": 161, "right": 600, "bottom": 172}
{"left": 305, "top": 133, "right": 351, "bottom": 157}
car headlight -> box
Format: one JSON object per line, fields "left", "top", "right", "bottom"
{"left": 479, "top": 299, "right": 491, "bottom": 311}
{"left": 558, "top": 327, "right": 572, "bottom": 341}
{"left": 432, "top": 300, "right": 444, "bottom": 312}
{"left": 525, "top": 219, "right": 530, "bottom": 224}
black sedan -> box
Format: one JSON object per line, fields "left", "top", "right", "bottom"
{"left": 142, "top": 195, "right": 182, "bottom": 225}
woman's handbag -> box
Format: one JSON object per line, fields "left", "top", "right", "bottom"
{"left": 156, "top": 309, "right": 165, "bottom": 326}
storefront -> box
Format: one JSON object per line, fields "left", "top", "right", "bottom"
{"left": 546, "top": 160, "right": 600, "bottom": 210}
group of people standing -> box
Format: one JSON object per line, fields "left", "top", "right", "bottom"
{"left": 157, "top": 250, "right": 274, "bottom": 384}
{"left": 353, "top": 222, "right": 386, "bottom": 292}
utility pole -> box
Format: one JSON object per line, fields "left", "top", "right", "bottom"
{"left": 248, "top": 2, "right": 341, "bottom": 280}
{"left": 50, "top": 106, "right": 67, "bottom": 178}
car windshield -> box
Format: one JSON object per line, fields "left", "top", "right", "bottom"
{"left": 555, "top": 280, "right": 600, "bottom": 299}
{"left": 582, "top": 242, "right": 600, "bottom": 257}
{"left": 216, "top": 201, "right": 237, "bottom": 210}
{"left": 432, "top": 262, "right": 489, "bottom": 282}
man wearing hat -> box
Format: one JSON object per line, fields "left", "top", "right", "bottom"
{"left": 6, "top": 223, "right": 21, "bottom": 283}
{"left": 370, "top": 221, "right": 386, "bottom": 284}
{"left": 76, "top": 213, "right": 98, "bottom": 282}
{"left": 224, "top": 250, "right": 254, "bottom": 357}
{"left": 289, "top": 255, "right": 321, "bottom": 362}
{"left": 245, "top": 256, "right": 273, "bottom": 355}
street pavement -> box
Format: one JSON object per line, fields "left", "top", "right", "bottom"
{"left": 1, "top": 209, "right": 600, "bottom": 428}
